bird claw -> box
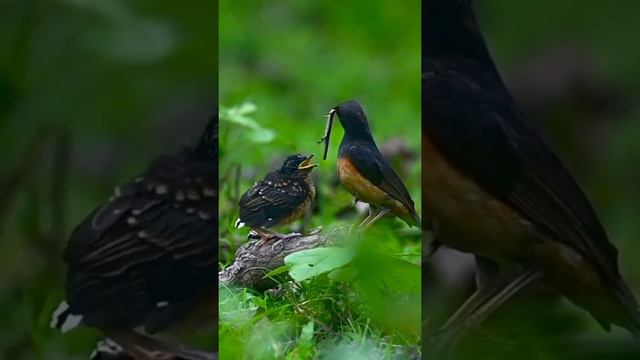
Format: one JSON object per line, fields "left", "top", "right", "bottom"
{"left": 428, "top": 326, "right": 464, "bottom": 359}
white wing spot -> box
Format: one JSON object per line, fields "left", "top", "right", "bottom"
{"left": 60, "top": 313, "right": 83, "bottom": 333}
{"left": 155, "top": 184, "right": 168, "bottom": 195}
{"left": 50, "top": 301, "right": 69, "bottom": 329}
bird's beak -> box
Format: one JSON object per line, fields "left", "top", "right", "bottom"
{"left": 298, "top": 154, "right": 318, "bottom": 170}
{"left": 318, "top": 108, "right": 336, "bottom": 160}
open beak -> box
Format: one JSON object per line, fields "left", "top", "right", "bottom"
{"left": 318, "top": 108, "right": 336, "bottom": 160}
{"left": 298, "top": 154, "right": 318, "bottom": 170}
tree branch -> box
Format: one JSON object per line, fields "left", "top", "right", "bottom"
{"left": 219, "top": 228, "right": 328, "bottom": 290}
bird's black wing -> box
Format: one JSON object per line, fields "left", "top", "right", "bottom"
{"left": 62, "top": 148, "right": 217, "bottom": 331}
{"left": 343, "top": 142, "right": 418, "bottom": 218}
{"left": 238, "top": 172, "right": 308, "bottom": 228}
{"left": 424, "top": 60, "right": 624, "bottom": 286}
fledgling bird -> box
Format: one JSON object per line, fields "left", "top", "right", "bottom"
{"left": 51, "top": 117, "right": 218, "bottom": 360}
{"left": 235, "top": 154, "right": 317, "bottom": 240}
{"left": 423, "top": 0, "right": 640, "bottom": 343}
{"left": 320, "top": 100, "right": 420, "bottom": 228}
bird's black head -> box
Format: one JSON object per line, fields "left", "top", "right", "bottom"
{"left": 279, "top": 154, "right": 317, "bottom": 175}
{"left": 424, "top": 0, "right": 489, "bottom": 60}
{"left": 333, "top": 100, "right": 373, "bottom": 140}
{"left": 195, "top": 115, "right": 218, "bottom": 160}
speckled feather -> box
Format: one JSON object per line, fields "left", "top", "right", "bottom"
{"left": 238, "top": 169, "right": 315, "bottom": 229}
{"left": 58, "top": 117, "right": 218, "bottom": 333}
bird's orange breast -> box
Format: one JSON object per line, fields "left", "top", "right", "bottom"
{"left": 422, "top": 135, "right": 531, "bottom": 258}
{"left": 337, "top": 157, "right": 410, "bottom": 220}
{"left": 338, "top": 157, "right": 388, "bottom": 205}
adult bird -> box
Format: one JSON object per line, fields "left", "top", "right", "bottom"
{"left": 235, "top": 154, "right": 317, "bottom": 240}
{"left": 51, "top": 116, "right": 218, "bottom": 360}
{"left": 423, "top": 0, "right": 640, "bottom": 344}
{"left": 320, "top": 100, "right": 420, "bottom": 228}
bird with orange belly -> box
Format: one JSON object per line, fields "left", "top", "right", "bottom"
{"left": 423, "top": 0, "right": 640, "bottom": 348}
{"left": 320, "top": 100, "right": 420, "bottom": 229}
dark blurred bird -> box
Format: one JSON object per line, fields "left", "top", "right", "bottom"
{"left": 235, "top": 154, "right": 317, "bottom": 240}
{"left": 423, "top": 0, "right": 640, "bottom": 343}
{"left": 51, "top": 117, "right": 218, "bottom": 360}
{"left": 320, "top": 100, "right": 420, "bottom": 228}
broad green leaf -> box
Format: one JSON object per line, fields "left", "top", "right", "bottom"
{"left": 328, "top": 265, "right": 359, "bottom": 282}
{"left": 285, "top": 247, "right": 355, "bottom": 282}
{"left": 379, "top": 257, "right": 420, "bottom": 293}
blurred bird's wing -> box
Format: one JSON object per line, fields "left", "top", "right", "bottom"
{"left": 61, "top": 150, "right": 217, "bottom": 331}
{"left": 424, "top": 62, "right": 626, "bottom": 292}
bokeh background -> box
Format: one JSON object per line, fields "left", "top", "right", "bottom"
{"left": 0, "top": 0, "right": 216, "bottom": 359}
{"left": 425, "top": 1, "right": 640, "bottom": 359}
{"left": 219, "top": 0, "right": 421, "bottom": 359}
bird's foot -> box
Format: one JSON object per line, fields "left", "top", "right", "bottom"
{"left": 248, "top": 228, "right": 289, "bottom": 242}
{"left": 309, "top": 227, "right": 322, "bottom": 235}
{"left": 427, "top": 325, "right": 464, "bottom": 359}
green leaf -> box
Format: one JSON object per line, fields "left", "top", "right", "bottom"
{"left": 298, "top": 321, "right": 315, "bottom": 359}
{"left": 284, "top": 247, "right": 355, "bottom": 282}
{"left": 300, "top": 321, "right": 314, "bottom": 344}
{"left": 220, "top": 102, "right": 275, "bottom": 143}
{"left": 218, "top": 286, "right": 259, "bottom": 324}
{"left": 328, "top": 265, "right": 359, "bottom": 282}
{"left": 379, "top": 257, "right": 420, "bottom": 293}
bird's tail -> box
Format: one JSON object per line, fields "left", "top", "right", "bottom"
{"left": 613, "top": 281, "right": 640, "bottom": 336}
{"left": 403, "top": 207, "right": 421, "bottom": 228}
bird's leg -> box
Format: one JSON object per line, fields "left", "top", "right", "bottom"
{"left": 358, "top": 205, "right": 376, "bottom": 227}
{"left": 430, "top": 266, "right": 540, "bottom": 356}
{"left": 105, "top": 329, "right": 216, "bottom": 360}
{"left": 358, "top": 207, "right": 390, "bottom": 230}
{"left": 252, "top": 228, "right": 287, "bottom": 241}
{"left": 459, "top": 269, "right": 540, "bottom": 332}
{"left": 439, "top": 257, "right": 501, "bottom": 329}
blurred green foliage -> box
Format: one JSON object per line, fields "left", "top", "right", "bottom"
{"left": 0, "top": 0, "right": 215, "bottom": 359}
{"left": 219, "top": 0, "right": 421, "bottom": 358}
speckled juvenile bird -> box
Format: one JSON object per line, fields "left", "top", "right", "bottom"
{"left": 51, "top": 117, "right": 218, "bottom": 360}
{"left": 235, "top": 154, "right": 317, "bottom": 240}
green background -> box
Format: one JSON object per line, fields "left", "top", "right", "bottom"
{"left": 0, "top": 0, "right": 215, "bottom": 358}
